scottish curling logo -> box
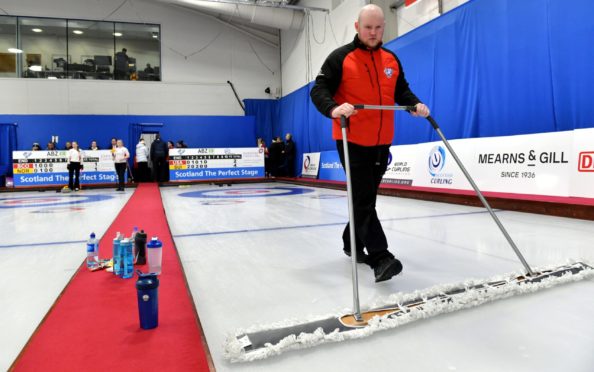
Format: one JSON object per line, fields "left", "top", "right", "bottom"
{"left": 428, "top": 146, "right": 446, "bottom": 176}
{"left": 384, "top": 67, "right": 393, "bottom": 79}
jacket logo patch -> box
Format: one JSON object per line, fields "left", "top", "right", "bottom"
{"left": 384, "top": 67, "right": 394, "bottom": 79}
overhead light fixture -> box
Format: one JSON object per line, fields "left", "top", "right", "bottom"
{"left": 113, "top": 32, "right": 123, "bottom": 37}
{"left": 29, "top": 65, "right": 42, "bottom": 72}
{"left": 8, "top": 48, "right": 23, "bottom": 53}
{"left": 47, "top": 76, "right": 58, "bottom": 80}
{"left": 152, "top": 33, "right": 159, "bottom": 39}
{"left": 73, "top": 30, "right": 84, "bottom": 35}
{"left": 32, "top": 28, "right": 43, "bottom": 33}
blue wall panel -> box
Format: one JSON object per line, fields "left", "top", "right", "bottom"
{"left": 0, "top": 115, "right": 256, "bottom": 151}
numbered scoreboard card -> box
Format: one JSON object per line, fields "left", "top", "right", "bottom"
{"left": 169, "top": 148, "right": 265, "bottom": 181}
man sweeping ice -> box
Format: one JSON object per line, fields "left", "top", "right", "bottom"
{"left": 311, "top": 4, "right": 430, "bottom": 282}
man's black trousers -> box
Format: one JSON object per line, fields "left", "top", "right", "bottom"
{"left": 336, "top": 140, "right": 394, "bottom": 267}
{"left": 115, "top": 162, "right": 127, "bottom": 189}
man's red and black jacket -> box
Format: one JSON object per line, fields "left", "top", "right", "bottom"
{"left": 310, "top": 35, "right": 421, "bottom": 146}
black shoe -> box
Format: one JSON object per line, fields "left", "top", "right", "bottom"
{"left": 374, "top": 258, "right": 403, "bottom": 283}
{"left": 343, "top": 248, "right": 368, "bottom": 264}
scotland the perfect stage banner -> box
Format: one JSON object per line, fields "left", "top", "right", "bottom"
{"left": 12, "top": 150, "right": 119, "bottom": 187}
{"left": 168, "top": 147, "right": 265, "bottom": 181}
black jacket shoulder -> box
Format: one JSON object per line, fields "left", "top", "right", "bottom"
{"left": 310, "top": 41, "right": 357, "bottom": 118}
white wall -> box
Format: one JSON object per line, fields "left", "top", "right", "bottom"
{"left": 395, "top": 0, "right": 469, "bottom": 36}
{"left": 281, "top": 0, "right": 364, "bottom": 95}
{"left": 0, "top": 0, "right": 281, "bottom": 115}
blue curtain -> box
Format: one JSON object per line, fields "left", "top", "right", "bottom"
{"left": 0, "top": 123, "right": 18, "bottom": 178}
{"left": 384, "top": 0, "right": 594, "bottom": 142}
{"left": 245, "top": 99, "right": 279, "bottom": 146}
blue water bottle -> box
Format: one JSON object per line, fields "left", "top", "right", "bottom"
{"left": 121, "top": 238, "right": 134, "bottom": 279}
{"left": 136, "top": 271, "right": 159, "bottom": 329}
{"left": 113, "top": 232, "right": 122, "bottom": 276}
{"left": 86, "top": 232, "right": 99, "bottom": 270}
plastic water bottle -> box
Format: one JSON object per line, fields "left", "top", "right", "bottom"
{"left": 113, "top": 232, "right": 122, "bottom": 276}
{"left": 131, "top": 227, "right": 139, "bottom": 263}
{"left": 121, "top": 238, "right": 134, "bottom": 279}
{"left": 86, "top": 232, "right": 99, "bottom": 270}
{"left": 147, "top": 237, "right": 163, "bottom": 275}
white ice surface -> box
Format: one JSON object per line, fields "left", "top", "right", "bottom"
{"left": 0, "top": 189, "right": 132, "bottom": 371}
{"left": 161, "top": 183, "right": 594, "bottom": 372}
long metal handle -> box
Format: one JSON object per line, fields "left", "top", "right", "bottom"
{"left": 426, "top": 116, "right": 534, "bottom": 275}
{"left": 340, "top": 115, "right": 363, "bottom": 321}
{"left": 355, "top": 105, "right": 534, "bottom": 276}
{"left": 354, "top": 104, "right": 416, "bottom": 111}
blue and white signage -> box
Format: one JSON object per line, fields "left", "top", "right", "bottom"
{"left": 12, "top": 150, "right": 120, "bottom": 187}
{"left": 169, "top": 148, "right": 264, "bottom": 181}
{"left": 301, "top": 152, "right": 321, "bottom": 179}
{"left": 318, "top": 151, "right": 345, "bottom": 182}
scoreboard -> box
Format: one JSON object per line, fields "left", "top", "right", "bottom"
{"left": 12, "top": 150, "right": 120, "bottom": 187}
{"left": 169, "top": 148, "right": 264, "bottom": 181}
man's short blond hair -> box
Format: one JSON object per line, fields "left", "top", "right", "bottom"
{"left": 358, "top": 4, "right": 385, "bottom": 23}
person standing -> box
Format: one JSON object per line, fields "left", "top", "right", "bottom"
{"left": 113, "top": 139, "right": 130, "bottom": 191}
{"left": 310, "top": 4, "right": 430, "bottom": 282}
{"left": 135, "top": 137, "right": 149, "bottom": 182}
{"left": 114, "top": 48, "right": 129, "bottom": 80}
{"left": 109, "top": 137, "right": 117, "bottom": 151}
{"left": 284, "top": 133, "right": 296, "bottom": 177}
{"left": 67, "top": 141, "right": 82, "bottom": 191}
{"left": 268, "top": 137, "right": 285, "bottom": 177}
{"left": 257, "top": 138, "right": 270, "bottom": 177}
{"left": 150, "top": 134, "right": 168, "bottom": 182}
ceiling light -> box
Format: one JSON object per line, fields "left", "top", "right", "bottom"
{"left": 32, "top": 28, "right": 43, "bottom": 33}
{"left": 29, "top": 65, "right": 42, "bottom": 72}
{"left": 152, "top": 33, "right": 158, "bottom": 39}
{"left": 8, "top": 48, "right": 23, "bottom": 53}
{"left": 73, "top": 30, "right": 84, "bottom": 35}
{"left": 113, "top": 32, "right": 123, "bottom": 37}
{"left": 47, "top": 76, "right": 58, "bottom": 80}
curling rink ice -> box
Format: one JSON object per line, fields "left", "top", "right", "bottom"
{"left": 1, "top": 183, "right": 593, "bottom": 371}
{"left": 0, "top": 189, "right": 133, "bottom": 371}
{"left": 161, "top": 182, "right": 594, "bottom": 372}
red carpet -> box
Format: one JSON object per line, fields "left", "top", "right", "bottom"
{"left": 12, "top": 184, "right": 211, "bottom": 371}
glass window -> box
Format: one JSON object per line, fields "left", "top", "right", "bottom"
{"left": 67, "top": 20, "right": 115, "bottom": 79}
{"left": 19, "top": 17, "right": 67, "bottom": 79}
{"left": 115, "top": 22, "right": 160, "bottom": 81}
{"left": 0, "top": 16, "right": 18, "bottom": 78}
{"left": 0, "top": 16, "right": 160, "bottom": 81}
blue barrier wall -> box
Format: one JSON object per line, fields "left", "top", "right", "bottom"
{"left": 247, "top": 0, "right": 594, "bottom": 176}
{"left": 0, "top": 115, "right": 256, "bottom": 151}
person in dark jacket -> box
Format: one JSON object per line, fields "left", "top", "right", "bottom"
{"left": 150, "top": 134, "right": 169, "bottom": 182}
{"left": 284, "top": 133, "right": 296, "bottom": 177}
{"left": 268, "top": 136, "right": 285, "bottom": 177}
{"left": 310, "top": 4, "right": 430, "bottom": 283}
{"left": 114, "top": 48, "right": 129, "bottom": 80}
